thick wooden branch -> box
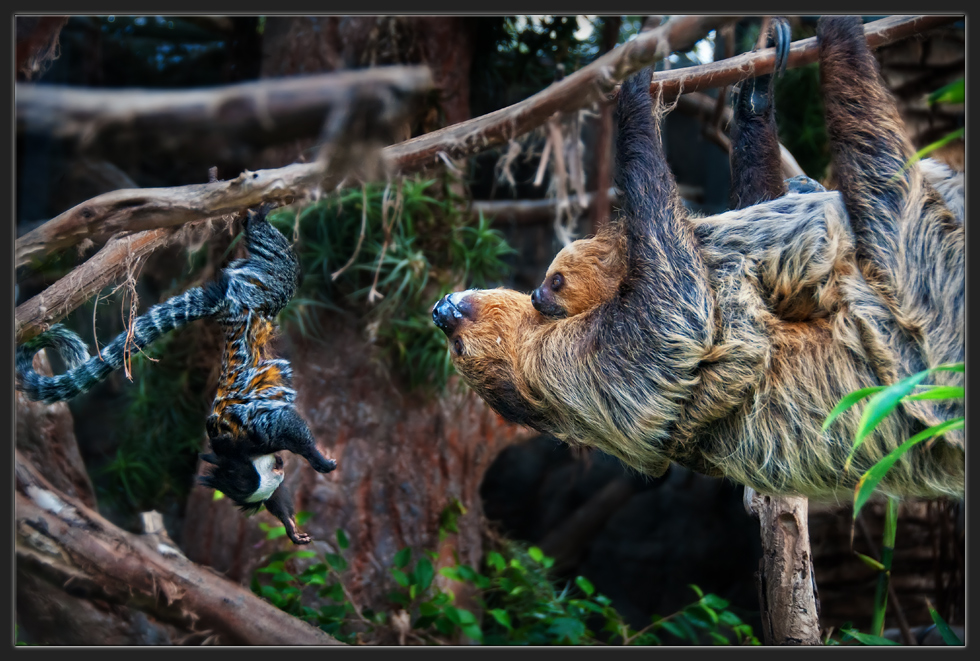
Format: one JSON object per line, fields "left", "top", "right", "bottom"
{"left": 15, "top": 450, "right": 341, "bottom": 646}
{"left": 746, "top": 490, "right": 821, "bottom": 645}
{"left": 17, "top": 225, "right": 184, "bottom": 343}
{"left": 17, "top": 163, "right": 325, "bottom": 271}
{"left": 385, "top": 15, "right": 737, "bottom": 174}
{"left": 653, "top": 15, "right": 956, "bottom": 99}
{"left": 16, "top": 66, "right": 434, "bottom": 270}
{"left": 17, "top": 65, "right": 434, "bottom": 158}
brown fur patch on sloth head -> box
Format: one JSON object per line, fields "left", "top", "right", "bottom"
{"left": 531, "top": 227, "right": 625, "bottom": 319}
{"left": 432, "top": 288, "right": 553, "bottom": 430}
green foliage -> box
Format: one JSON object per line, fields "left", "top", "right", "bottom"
{"left": 267, "top": 177, "right": 514, "bottom": 392}
{"left": 928, "top": 603, "right": 964, "bottom": 646}
{"left": 99, "top": 328, "right": 212, "bottom": 512}
{"left": 837, "top": 627, "right": 901, "bottom": 646}
{"left": 822, "top": 362, "right": 963, "bottom": 519}
{"left": 252, "top": 514, "right": 760, "bottom": 646}
{"left": 775, "top": 61, "right": 830, "bottom": 181}
{"left": 927, "top": 78, "right": 964, "bottom": 106}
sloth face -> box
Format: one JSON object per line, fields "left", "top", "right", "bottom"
{"left": 532, "top": 235, "right": 623, "bottom": 319}
{"left": 432, "top": 289, "right": 549, "bottom": 429}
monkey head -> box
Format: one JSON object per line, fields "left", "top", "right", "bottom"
{"left": 199, "top": 428, "right": 312, "bottom": 544}
{"left": 531, "top": 230, "right": 624, "bottom": 319}
{"left": 432, "top": 288, "right": 554, "bottom": 431}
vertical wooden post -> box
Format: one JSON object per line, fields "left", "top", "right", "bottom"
{"left": 745, "top": 489, "right": 822, "bottom": 645}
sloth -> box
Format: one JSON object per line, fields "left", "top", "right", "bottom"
{"left": 432, "top": 16, "right": 963, "bottom": 501}
{"left": 531, "top": 18, "right": 828, "bottom": 323}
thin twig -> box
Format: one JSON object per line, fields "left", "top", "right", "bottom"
{"left": 332, "top": 185, "right": 369, "bottom": 281}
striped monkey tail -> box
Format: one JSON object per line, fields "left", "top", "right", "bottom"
{"left": 16, "top": 283, "right": 227, "bottom": 403}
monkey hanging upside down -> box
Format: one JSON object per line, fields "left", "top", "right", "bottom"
{"left": 432, "top": 16, "right": 963, "bottom": 501}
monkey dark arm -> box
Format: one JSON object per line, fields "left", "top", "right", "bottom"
{"left": 253, "top": 409, "right": 337, "bottom": 475}
{"left": 263, "top": 484, "right": 311, "bottom": 545}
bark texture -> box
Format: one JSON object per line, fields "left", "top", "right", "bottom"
{"left": 15, "top": 450, "right": 341, "bottom": 646}
{"left": 746, "top": 491, "right": 821, "bottom": 645}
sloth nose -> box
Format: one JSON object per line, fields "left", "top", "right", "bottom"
{"left": 432, "top": 291, "right": 474, "bottom": 336}
{"left": 531, "top": 287, "right": 542, "bottom": 309}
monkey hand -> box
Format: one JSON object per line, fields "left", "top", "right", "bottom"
{"left": 285, "top": 523, "right": 312, "bottom": 545}
{"left": 308, "top": 454, "right": 338, "bottom": 474}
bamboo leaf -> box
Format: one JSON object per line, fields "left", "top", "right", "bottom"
{"left": 927, "top": 78, "right": 964, "bottom": 105}
{"left": 853, "top": 417, "right": 964, "bottom": 518}
{"left": 927, "top": 605, "right": 964, "bottom": 646}
{"left": 823, "top": 386, "right": 886, "bottom": 431}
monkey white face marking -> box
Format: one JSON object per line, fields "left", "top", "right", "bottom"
{"left": 246, "top": 454, "right": 285, "bottom": 503}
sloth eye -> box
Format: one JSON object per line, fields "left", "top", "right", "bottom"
{"left": 551, "top": 273, "right": 565, "bottom": 291}
{"left": 453, "top": 338, "right": 464, "bottom": 355}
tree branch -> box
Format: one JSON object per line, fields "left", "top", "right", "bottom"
{"left": 15, "top": 450, "right": 341, "bottom": 646}
{"left": 746, "top": 491, "right": 821, "bottom": 645}
{"left": 384, "top": 15, "right": 737, "bottom": 175}
{"left": 15, "top": 15, "right": 953, "bottom": 342}
{"left": 17, "top": 65, "right": 434, "bottom": 158}
{"left": 657, "top": 15, "right": 955, "bottom": 99}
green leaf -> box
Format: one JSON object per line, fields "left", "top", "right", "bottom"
{"left": 927, "top": 606, "right": 963, "bottom": 646}
{"left": 289, "top": 550, "right": 317, "bottom": 559}
{"left": 391, "top": 568, "right": 410, "bottom": 587}
{"left": 527, "top": 546, "right": 545, "bottom": 564}
{"left": 295, "top": 510, "right": 313, "bottom": 525}
{"left": 718, "top": 610, "right": 742, "bottom": 627}
{"left": 394, "top": 547, "right": 412, "bottom": 569}
{"left": 701, "top": 594, "right": 729, "bottom": 610}
{"left": 853, "top": 417, "right": 964, "bottom": 517}
{"left": 414, "top": 557, "right": 435, "bottom": 592}
{"left": 271, "top": 572, "right": 295, "bottom": 584}
{"left": 905, "top": 386, "right": 964, "bottom": 401}
{"left": 575, "top": 575, "right": 595, "bottom": 596}
{"left": 456, "top": 564, "right": 479, "bottom": 583}
{"left": 265, "top": 526, "right": 287, "bottom": 540}
{"left": 461, "top": 623, "right": 484, "bottom": 643}
{"left": 658, "top": 620, "right": 687, "bottom": 641}
{"left": 388, "top": 590, "right": 410, "bottom": 606}
{"left": 823, "top": 386, "right": 886, "bottom": 431}
{"left": 904, "top": 129, "right": 966, "bottom": 172}
{"left": 688, "top": 584, "right": 704, "bottom": 599}
{"left": 212, "top": 490, "right": 224, "bottom": 501}
{"left": 847, "top": 371, "right": 933, "bottom": 467}
{"left": 336, "top": 528, "right": 350, "bottom": 550}
{"left": 927, "top": 78, "right": 964, "bottom": 106}
{"left": 839, "top": 627, "right": 900, "bottom": 645}
{"left": 854, "top": 552, "right": 887, "bottom": 572}
{"left": 548, "top": 617, "right": 586, "bottom": 643}
{"left": 303, "top": 573, "right": 326, "bottom": 586}
{"left": 489, "top": 608, "right": 513, "bottom": 630}
{"left": 322, "top": 581, "right": 344, "bottom": 602}
{"left": 419, "top": 601, "right": 440, "bottom": 617}
{"left": 486, "top": 551, "right": 506, "bottom": 572}
{"left": 325, "top": 553, "right": 348, "bottom": 571}
{"left": 709, "top": 631, "right": 731, "bottom": 645}
{"left": 257, "top": 560, "right": 285, "bottom": 573}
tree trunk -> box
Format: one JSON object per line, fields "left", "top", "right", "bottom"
{"left": 181, "top": 318, "right": 536, "bottom": 614}
{"left": 746, "top": 490, "right": 822, "bottom": 645}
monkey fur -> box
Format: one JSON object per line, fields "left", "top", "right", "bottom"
{"left": 17, "top": 205, "right": 336, "bottom": 543}
{"left": 433, "top": 16, "right": 963, "bottom": 501}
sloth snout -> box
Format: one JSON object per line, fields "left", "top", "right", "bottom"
{"left": 432, "top": 291, "right": 475, "bottom": 336}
